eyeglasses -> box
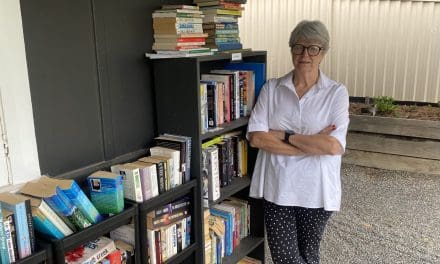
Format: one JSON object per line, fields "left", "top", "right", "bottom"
{"left": 292, "top": 44, "right": 324, "bottom": 56}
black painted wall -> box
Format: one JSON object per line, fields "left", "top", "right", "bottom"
{"left": 20, "top": 0, "right": 191, "bottom": 176}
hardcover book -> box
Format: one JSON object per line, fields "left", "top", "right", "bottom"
{"left": 87, "top": 171, "right": 124, "bottom": 214}
{"left": 0, "top": 193, "right": 32, "bottom": 259}
{"left": 39, "top": 176, "right": 103, "bottom": 224}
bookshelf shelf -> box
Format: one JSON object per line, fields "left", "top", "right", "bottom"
{"left": 200, "top": 117, "right": 250, "bottom": 141}
{"left": 209, "top": 177, "right": 251, "bottom": 206}
{"left": 153, "top": 51, "right": 267, "bottom": 264}
{"left": 139, "top": 179, "right": 197, "bottom": 212}
{"left": 165, "top": 243, "right": 198, "bottom": 264}
{"left": 47, "top": 202, "right": 139, "bottom": 263}
{"left": 222, "top": 236, "right": 265, "bottom": 264}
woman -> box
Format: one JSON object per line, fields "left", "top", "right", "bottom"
{"left": 247, "top": 20, "right": 349, "bottom": 264}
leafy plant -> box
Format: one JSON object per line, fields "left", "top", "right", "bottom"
{"left": 373, "top": 96, "right": 397, "bottom": 114}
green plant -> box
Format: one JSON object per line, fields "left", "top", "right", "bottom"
{"left": 374, "top": 96, "right": 397, "bottom": 114}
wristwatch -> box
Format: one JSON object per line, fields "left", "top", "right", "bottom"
{"left": 284, "top": 130, "right": 295, "bottom": 144}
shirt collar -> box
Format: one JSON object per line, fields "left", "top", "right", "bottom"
{"left": 279, "top": 69, "right": 332, "bottom": 95}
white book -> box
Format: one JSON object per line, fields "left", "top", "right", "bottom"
{"left": 200, "top": 83, "right": 208, "bottom": 134}
{"left": 150, "top": 146, "right": 181, "bottom": 187}
{"left": 147, "top": 229, "right": 157, "bottom": 264}
{"left": 111, "top": 164, "right": 144, "bottom": 202}
{"left": 65, "top": 236, "right": 116, "bottom": 264}
{"left": 181, "top": 217, "right": 187, "bottom": 250}
{"left": 129, "top": 162, "right": 159, "bottom": 200}
{"left": 206, "top": 146, "right": 220, "bottom": 202}
{"left": 170, "top": 224, "right": 178, "bottom": 256}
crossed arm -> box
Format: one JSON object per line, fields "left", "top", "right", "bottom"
{"left": 248, "top": 125, "right": 343, "bottom": 156}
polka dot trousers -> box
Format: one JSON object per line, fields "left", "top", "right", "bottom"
{"left": 264, "top": 200, "right": 333, "bottom": 264}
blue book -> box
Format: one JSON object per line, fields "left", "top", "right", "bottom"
{"left": 216, "top": 42, "right": 242, "bottom": 52}
{"left": 0, "top": 193, "right": 32, "bottom": 259}
{"left": 0, "top": 204, "right": 10, "bottom": 264}
{"left": 20, "top": 181, "right": 92, "bottom": 231}
{"left": 87, "top": 171, "right": 124, "bottom": 214}
{"left": 209, "top": 207, "right": 233, "bottom": 255}
{"left": 224, "top": 62, "right": 267, "bottom": 100}
{"left": 40, "top": 176, "right": 103, "bottom": 224}
{"left": 31, "top": 207, "right": 64, "bottom": 239}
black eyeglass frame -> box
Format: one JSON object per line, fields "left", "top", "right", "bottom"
{"left": 291, "top": 44, "right": 324, "bottom": 56}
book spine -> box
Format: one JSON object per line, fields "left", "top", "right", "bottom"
{"left": 207, "top": 147, "right": 221, "bottom": 201}
{"left": 147, "top": 229, "right": 157, "bottom": 264}
{"left": 3, "top": 214, "right": 16, "bottom": 262}
{"left": 154, "top": 230, "right": 162, "bottom": 264}
{"left": 2, "top": 202, "right": 31, "bottom": 259}
{"left": 39, "top": 200, "right": 73, "bottom": 236}
{"left": 181, "top": 217, "right": 187, "bottom": 250}
{"left": 32, "top": 208, "right": 65, "bottom": 239}
{"left": 62, "top": 182, "right": 103, "bottom": 224}
{"left": 149, "top": 165, "right": 159, "bottom": 198}
{"left": 185, "top": 215, "right": 191, "bottom": 248}
{"left": 147, "top": 210, "right": 188, "bottom": 229}
{"left": 0, "top": 205, "right": 11, "bottom": 264}
{"left": 139, "top": 167, "right": 152, "bottom": 201}
{"left": 43, "top": 196, "right": 77, "bottom": 232}
{"left": 156, "top": 162, "right": 166, "bottom": 194}
{"left": 23, "top": 199, "right": 36, "bottom": 253}
{"left": 209, "top": 208, "right": 232, "bottom": 255}
{"left": 176, "top": 222, "right": 182, "bottom": 253}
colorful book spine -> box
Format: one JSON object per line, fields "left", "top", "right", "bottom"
{"left": 0, "top": 204, "right": 10, "bottom": 264}
{"left": 0, "top": 201, "right": 31, "bottom": 259}
{"left": 38, "top": 199, "right": 74, "bottom": 236}
{"left": 2, "top": 211, "right": 17, "bottom": 263}
{"left": 48, "top": 189, "right": 92, "bottom": 230}
{"left": 31, "top": 207, "right": 64, "bottom": 239}
{"left": 59, "top": 181, "right": 103, "bottom": 224}
{"left": 209, "top": 207, "right": 233, "bottom": 255}
{"left": 23, "top": 199, "right": 36, "bottom": 253}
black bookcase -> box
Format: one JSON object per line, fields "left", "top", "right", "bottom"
{"left": 152, "top": 51, "right": 267, "bottom": 264}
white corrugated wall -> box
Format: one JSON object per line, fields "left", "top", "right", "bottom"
{"left": 239, "top": 0, "right": 440, "bottom": 103}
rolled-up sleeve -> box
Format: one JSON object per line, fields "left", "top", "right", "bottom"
{"left": 247, "top": 80, "right": 272, "bottom": 136}
{"left": 329, "top": 84, "right": 350, "bottom": 150}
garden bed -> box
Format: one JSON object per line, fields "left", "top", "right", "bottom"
{"left": 344, "top": 99, "right": 440, "bottom": 175}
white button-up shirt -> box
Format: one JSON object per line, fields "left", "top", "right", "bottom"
{"left": 247, "top": 70, "right": 349, "bottom": 211}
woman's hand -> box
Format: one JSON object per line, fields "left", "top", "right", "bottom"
{"left": 318, "top": 124, "right": 336, "bottom": 135}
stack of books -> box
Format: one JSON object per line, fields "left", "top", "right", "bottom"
{"left": 149, "top": 4, "right": 213, "bottom": 58}
{"left": 195, "top": 0, "right": 247, "bottom": 51}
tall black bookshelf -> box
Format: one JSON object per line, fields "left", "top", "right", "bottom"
{"left": 152, "top": 51, "right": 267, "bottom": 264}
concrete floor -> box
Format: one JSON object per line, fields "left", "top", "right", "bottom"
{"left": 264, "top": 164, "right": 440, "bottom": 264}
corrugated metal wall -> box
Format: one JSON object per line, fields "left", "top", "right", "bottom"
{"left": 239, "top": 0, "right": 440, "bottom": 103}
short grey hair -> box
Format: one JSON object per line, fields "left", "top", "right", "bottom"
{"left": 288, "top": 20, "right": 330, "bottom": 51}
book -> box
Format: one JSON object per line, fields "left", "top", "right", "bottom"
{"left": 153, "top": 135, "right": 188, "bottom": 184}
{"left": 0, "top": 193, "right": 32, "bottom": 259}
{"left": 202, "top": 146, "right": 220, "bottom": 206}
{"left": 111, "top": 164, "right": 144, "bottom": 203}
{"left": 114, "top": 240, "right": 134, "bottom": 263}
{"left": 146, "top": 229, "right": 157, "bottom": 264}
{"left": 39, "top": 176, "right": 103, "bottom": 224}
{"left": 0, "top": 203, "right": 10, "bottom": 264}
{"left": 2, "top": 209, "right": 17, "bottom": 263}
{"left": 210, "top": 205, "right": 233, "bottom": 255}
{"left": 25, "top": 195, "right": 73, "bottom": 237}
{"left": 31, "top": 206, "right": 64, "bottom": 239}
{"left": 64, "top": 236, "right": 116, "bottom": 264}
{"left": 202, "top": 73, "right": 232, "bottom": 123}
{"left": 147, "top": 208, "right": 189, "bottom": 229}
{"left": 138, "top": 157, "right": 167, "bottom": 194}
{"left": 161, "top": 4, "right": 199, "bottom": 10}
{"left": 149, "top": 146, "right": 181, "bottom": 188}
{"left": 152, "top": 197, "right": 190, "bottom": 218}
{"left": 130, "top": 161, "right": 160, "bottom": 201}
{"left": 87, "top": 171, "right": 124, "bottom": 214}
{"left": 161, "top": 134, "right": 193, "bottom": 183}
{"left": 142, "top": 156, "right": 172, "bottom": 192}
{"left": 20, "top": 181, "right": 92, "bottom": 231}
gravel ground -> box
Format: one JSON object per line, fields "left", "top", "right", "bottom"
{"left": 265, "top": 164, "right": 440, "bottom": 264}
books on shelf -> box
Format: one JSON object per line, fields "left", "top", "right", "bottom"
{"left": 20, "top": 180, "right": 92, "bottom": 231}
{"left": 39, "top": 176, "right": 103, "bottom": 224}
{"left": 0, "top": 193, "right": 33, "bottom": 259}
{"left": 0, "top": 203, "right": 11, "bottom": 264}
{"left": 149, "top": 146, "right": 181, "bottom": 188}
{"left": 87, "top": 171, "right": 125, "bottom": 214}
{"left": 110, "top": 223, "right": 136, "bottom": 248}
{"left": 130, "top": 161, "right": 160, "bottom": 201}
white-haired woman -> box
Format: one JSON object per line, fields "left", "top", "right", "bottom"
{"left": 247, "top": 20, "right": 349, "bottom": 263}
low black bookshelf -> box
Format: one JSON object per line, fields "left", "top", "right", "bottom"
{"left": 152, "top": 50, "right": 267, "bottom": 264}
{"left": 42, "top": 201, "right": 140, "bottom": 263}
